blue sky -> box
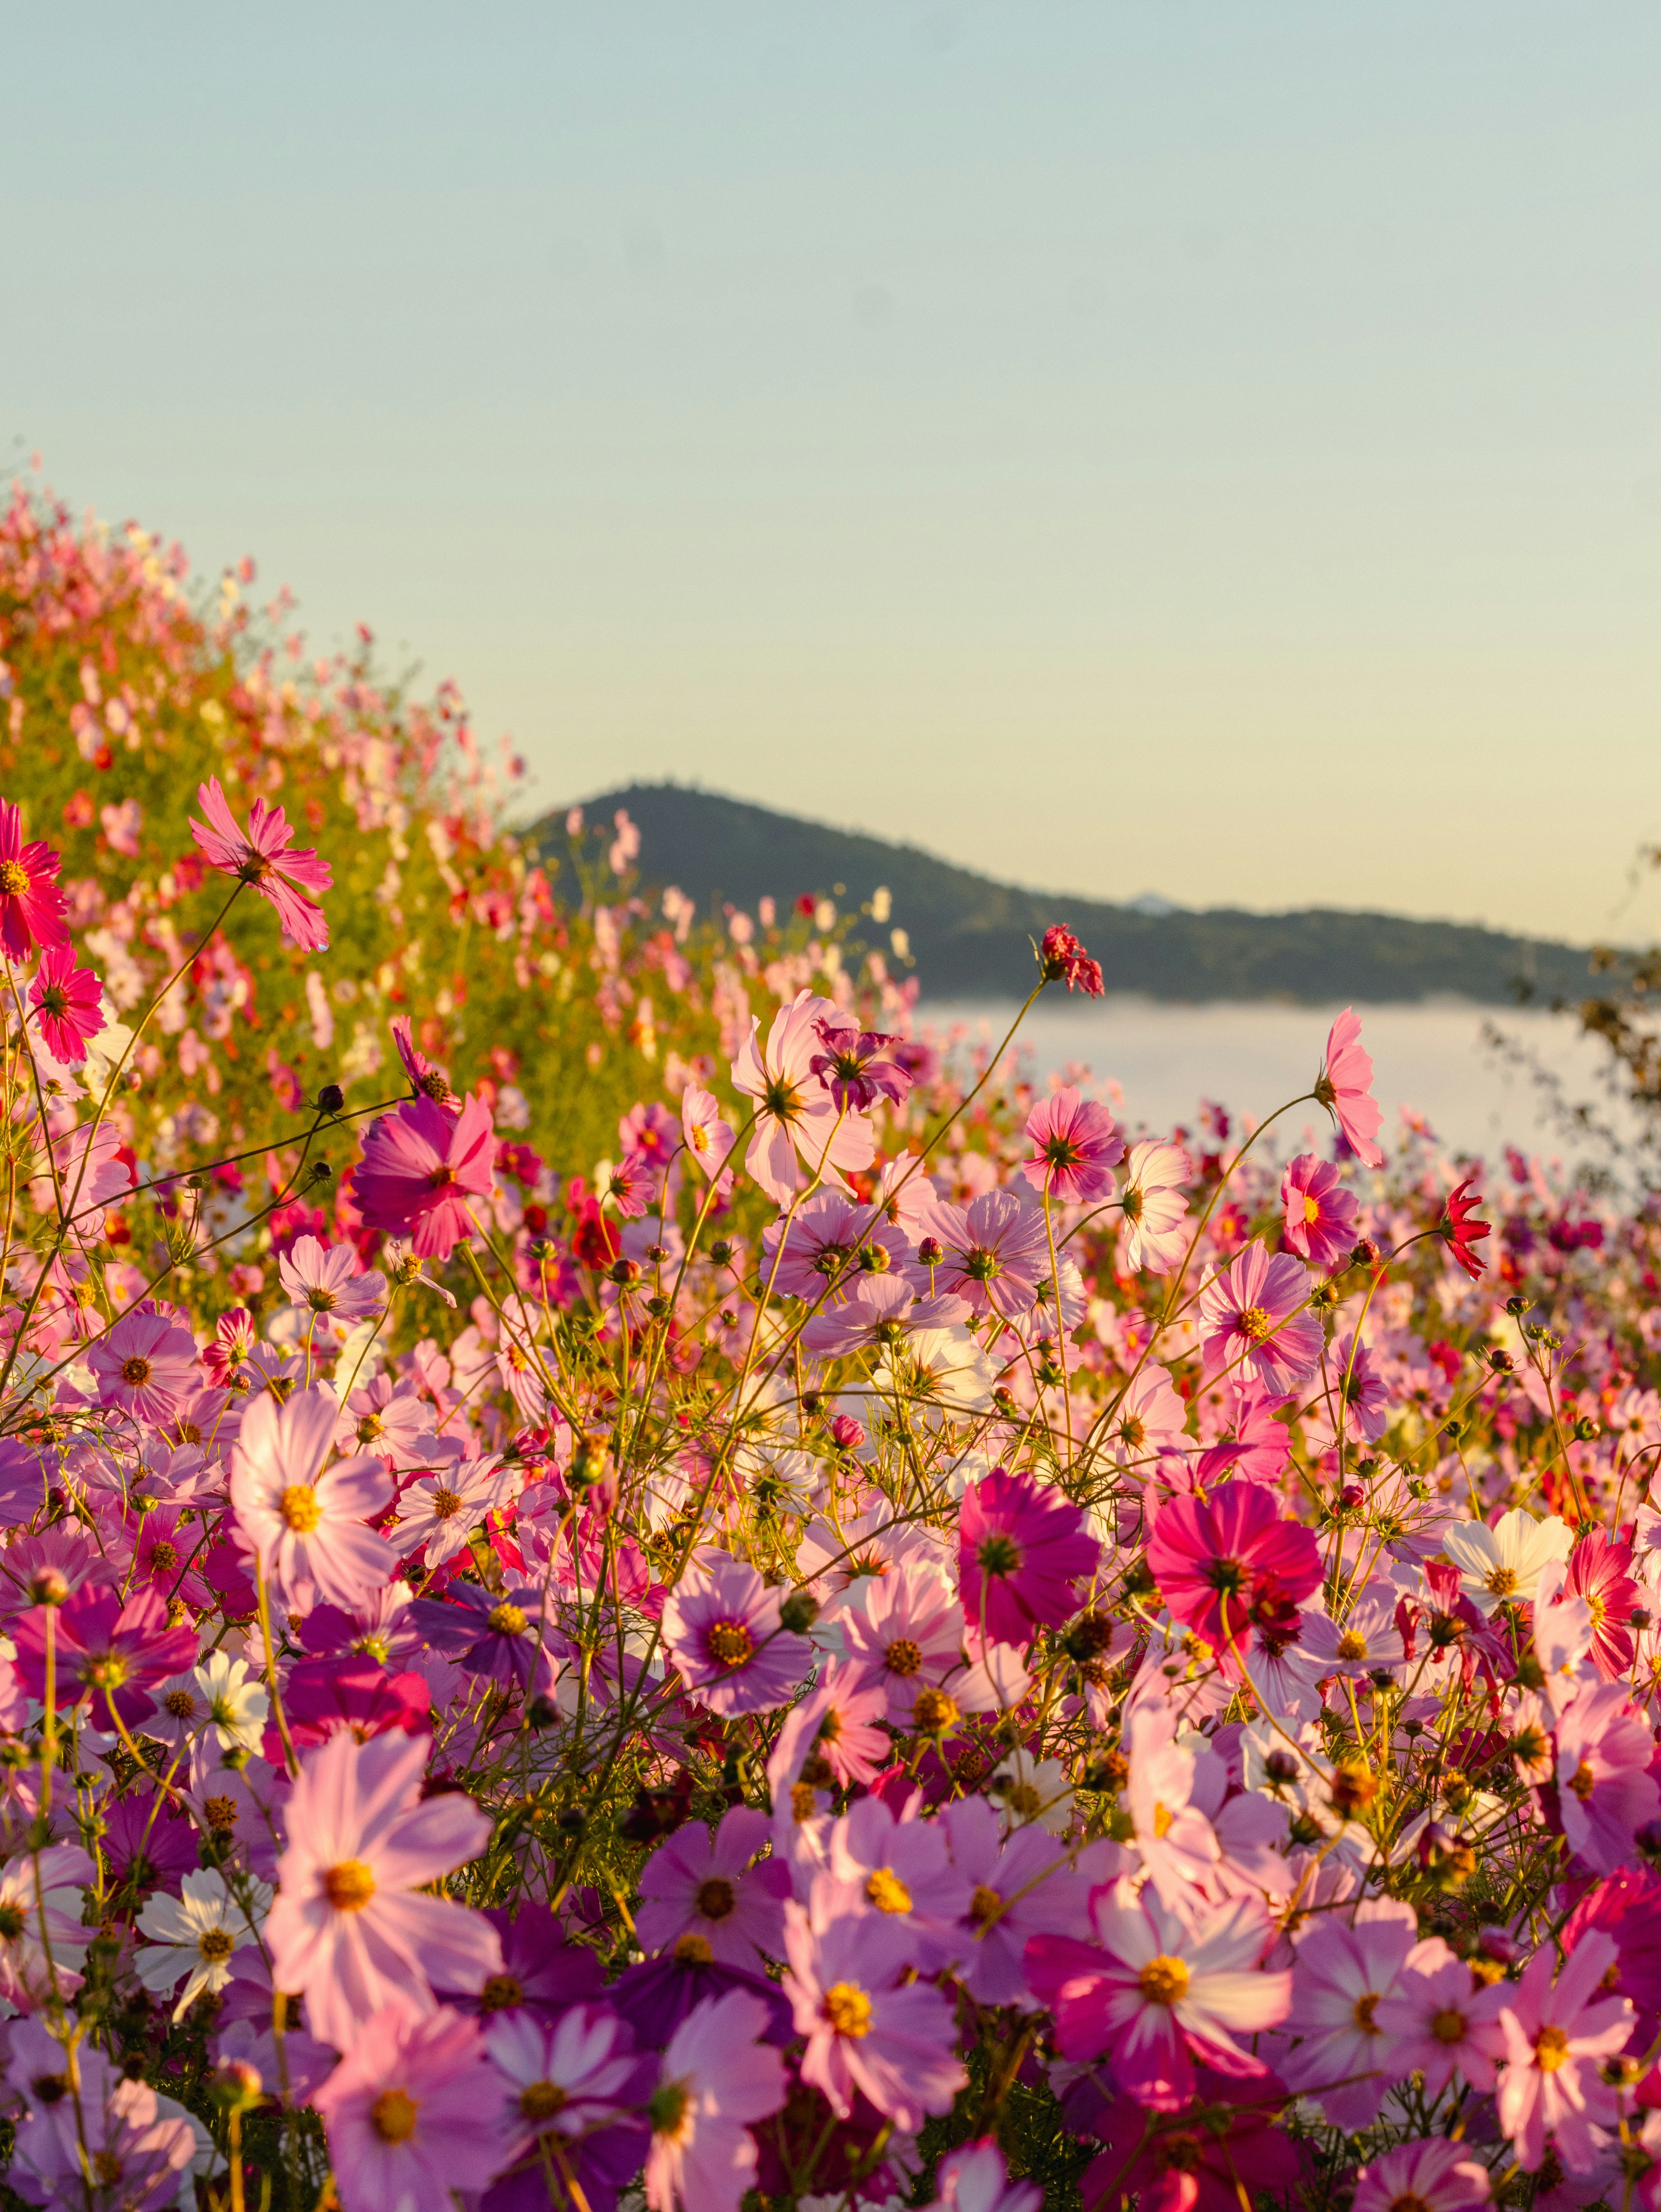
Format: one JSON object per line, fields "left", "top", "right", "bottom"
{"left": 3, "top": 3, "right": 1657, "bottom": 940}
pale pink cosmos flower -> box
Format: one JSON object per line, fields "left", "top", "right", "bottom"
{"left": 826, "top": 1796, "right": 972, "bottom": 1971}
{"left": 923, "top": 2138, "right": 1042, "bottom": 2212}
{"left": 661, "top": 1554, "right": 813, "bottom": 1717}
{"left": 1279, "top": 1898, "right": 1419, "bottom": 2127}
{"left": 1020, "top": 1086, "right": 1123, "bottom": 1206}
{"left": 930, "top": 1188, "right": 1050, "bottom": 1320}
{"left": 190, "top": 774, "right": 333, "bottom": 951}
{"left": 784, "top": 1899, "right": 966, "bottom": 2131}
{"left": 1299, "top": 1581, "right": 1404, "bottom": 1683}
{"left": 1351, "top": 2139, "right": 1492, "bottom": 2212}
{"left": 1281, "top": 1153, "right": 1360, "bottom": 1271}
{"left": 312, "top": 1998, "right": 500, "bottom": 2212}
{"left": 730, "top": 989, "right": 876, "bottom": 1204}
{"left": 354, "top": 1092, "right": 497, "bottom": 1260}
{"left": 840, "top": 1560, "right": 965, "bottom": 1722}
{"left": 938, "top": 1796, "right": 1100, "bottom": 2009}
{"left": 759, "top": 1187, "right": 911, "bottom": 1301}
{"left": 1099, "top": 1364, "right": 1189, "bottom": 1469}
{"left": 266, "top": 1731, "right": 498, "bottom": 2050}
{"left": 643, "top": 1988, "right": 787, "bottom": 2212}
{"left": 0, "top": 1843, "right": 94, "bottom": 2010}
{"left": 1313, "top": 1330, "right": 1390, "bottom": 1445}
{"left": 1317, "top": 1007, "right": 1385, "bottom": 1168}
{"left": 86, "top": 1309, "right": 200, "bottom": 1423}
{"left": 634, "top": 1806, "right": 792, "bottom": 1968}
{"left": 1495, "top": 1930, "right": 1633, "bottom": 2174}
{"left": 1116, "top": 1138, "right": 1192, "bottom": 1273}
{"left": 1372, "top": 1934, "right": 1509, "bottom": 2098}
{"left": 1553, "top": 1681, "right": 1661, "bottom": 1873}
{"left": 1024, "top": 1879, "right": 1290, "bottom": 2110}
{"left": 278, "top": 1234, "right": 386, "bottom": 1325}
{"left": 680, "top": 1083, "right": 736, "bottom": 1196}
{"left": 1126, "top": 1707, "right": 1222, "bottom": 1909}
{"left": 388, "top": 1453, "right": 513, "bottom": 1572}
{"left": 484, "top": 2002, "right": 646, "bottom": 2206}
{"left": 1196, "top": 1242, "right": 1323, "bottom": 1394}
{"left": 230, "top": 1383, "right": 396, "bottom": 1613}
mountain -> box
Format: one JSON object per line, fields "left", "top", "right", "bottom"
{"left": 530, "top": 783, "right": 1592, "bottom": 1007}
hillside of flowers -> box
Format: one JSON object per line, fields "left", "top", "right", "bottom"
{"left": 5, "top": 489, "right": 1661, "bottom": 2212}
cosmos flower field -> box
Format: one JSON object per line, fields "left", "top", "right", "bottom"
{"left": 0, "top": 480, "right": 1658, "bottom": 2212}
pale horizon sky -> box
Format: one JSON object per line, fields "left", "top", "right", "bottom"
{"left": 3, "top": 3, "right": 1658, "bottom": 945}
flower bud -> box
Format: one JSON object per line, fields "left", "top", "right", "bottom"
{"left": 317, "top": 1084, "right": 346, "bottom": 1114}
{"left": 778, "top": 1590, "right": 819, "bottom": 1635}
{"left": 917, "top": 1237, "right": 944, "bottom": 1267}
{"left": 211, "top": 2059, "right": 263, "bottom": 2114}
{"left": 1350, "top": 1239, "right": 1382, "bottom": 1270}
{"left": 708, "top": 1239, "right": 734, "bottom": 1267}
{"left": 829, "top": 1415, "right": 865, "bottom": 1452}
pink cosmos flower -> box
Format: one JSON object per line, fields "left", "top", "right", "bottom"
{"left": 390, "top": 1013, "right": 458, "bottom": 1109}
{"left": 1317, "top": 1006, "right": 1385, "bottom": 1167}
{"left": 1020, "top": 1086, "right": 1124, "bottom": 1206}
{"left": 1553, "top": 1681, "right": 1661, "bottom": 1873}
{"left": 189, "top": 774, "right": 333, "bottom": 951}
{"left": 1281, "top": 1153, "right": 1359, "bottom": 1270}
{"left": 798, "top": 1276, "right": 971, "bottom": 1358}
{"left": 1196, "top": 1243, "right": 1323, "bottom": 1393}
{"left": 409, "top": 1581, "right": 563, "bottom": 1697}
{"left": 86, "top": 1309, "right": 200, "bottom": 1424}
{"left": 959, "top": 1466, "right": 1101, "bottom": 1646}
{"left": 930, "top": 1189, "right": 1050, "bottom": 1319}
{"left": 1563, "top": 1532, "right": 1642, "bottom": 1682}
{"left": 0, "top": 1844, "right": 96, "bottom": 2009}
{"left": 661, "top": 1554, "right": 812, "bottom": 1717}
{"left": 680, "top": 1083, "right": 736, "bottom": 1194}
{"left": 924, "top": 2139, "right": 1042, "bottom": 2212}
{"left": 635, "top": 1807, "right": 792, "bottom": 1968}
{"left": 767, "top": 1664, "right": 890, "bottom": 1809}
{"left": 266, "top": 1731, "right": 498, "bottom": 2050}
{"left": 228, "top": 1382, "right": 395, "bottom": 1612}
{"left": 939, "top": 1796, "right": 1097, "bottom": 2008}
{"left": 1372, "top": 1934, "right": 1509, "bottom": 2098}
{"left": 826, "top": 1796, "right": 972, "bottom": 1969}
{"left": 1117, "top": 1138, "right": 1192, "bottom": 1274}
{"left": 0, "top": 802, "right": 69, "bottom": 962}
{"left": 277, "top": 1658, "right": 430, "bottom": 1758}
{"left": 1146, "top": 1482, "right": 1321, "bottom": 1672}
{"left": 1352, "top": 2140, "right": 1493, "bottom": 2212}
{"left": 27, "top": 945, "right": 105, "bottom": 1063}
{"left": 389, "top": 1456, "right": 513, "bottom": 1572}
{"left": 483, "top": 2002, "right": 647, "bottom": 2212}
{"left": 312, "top": 1999, "right": 500, "bottom": 2212}
{"left": 278, "top": 1234, "right": 386, "bottom": 1324}
{"left": 355, "top": 1093, "right": 497, "bottom": 1260}
{"left": 1279, "top": 1898, "right": 1419, "bottom": 2127}
{"left": 643, "top": 1988, "right": 787, "bottom": 2212}
{"left": 1039, "top": 924, "right": 1104, "bottom": 996}
{"left": 809, "top": 1015, "right": 914, "bottom": 1112}
{"left": 7, "top": 2018, "right": 200, "bottom": 2210}
{"left": 1024, "top": 1879, "right": 1290, "bottom": 2110}
{"left": 1494, "top": 1930, "right": 1633, "bottom": 2174}
{"left": 13, "top": 1585, "right": 198, "bottom": 1732}
{"left": 759, "top": 1187, "right": 910, "bottom": 1301}
{"left": 840, "top": 1560, "right": 966, "bottom": 1720}
{"left": 730, "top": 989, "right": 876, "bottom": 1204}
{"left": 1311, "top": 1331, "right": 1390, "bottom": 1446}
{"left": 1100, "top": 1364, "right": 1190, "bottom": 1469}
{"left": 784, "top": 1901, "right": 966, "bottom": 2131}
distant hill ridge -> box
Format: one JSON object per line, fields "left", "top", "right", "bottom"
{"left": 532, "top": 782, "right": 1590, "bottom": 1008}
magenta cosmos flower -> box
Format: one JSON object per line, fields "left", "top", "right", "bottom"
{"left": 13, "top": 1584, "right": 198, "bottom": 1732}
{"left": 1351, "top": 2140, "right": 1493, "bottom": 2212}
{"left": 1494, "top": 1929, "right": 1633, "bottom": 2174}
{"left": 661, "top": 1554, "right": 812, "bottom": 1717}
{"left": 1024, "top": 1879, "right": 1290, "bottom": 2110}
{"left": 1196, "top": 1242, "right": 1323, "bottom": 1393}
{"left": 28, "top": 945, "right": 105, "bottom": 1063}
{"left": 783, "top": 1901, "right": 966, "bottom": 2132}
{"left": 313, "top": 1998, "right": 500, "bottom": 2212}
{"left": 643, "top": 1988, "right": 787, "bottom": 2212}
{"left": 729, "top": 989, "right": 876, "bottom": 1206}
{"left": 1039, "top": 924, "right": 1103, "bottom": 996}
{"left": 0, "top": 801, "right": 69, "bottom": 963}
{"left": 959, "top": 1466, "right": 1100, "bottom": 1646}
{"left": 635, "top": 1805, "right": 792, "bottom": 1969}
{"left": 355, "top": 1092, "right": 497, "bottom": 1260}
{"left": 228, "top": 1381, "right": 395, "bottom": 1612}
{"left": 86, "top": 1309, "right": 200, "bottom": 1423}
{"left": 390, "top": 1013, "right": 458, "bottom": 1109}
{"left": 1564, "top": 1531, "right": 1642, "bottom": 1681}
{"left": 190, "top": 774, "right": 333, "bottom": 951}
{"left": 809, "top": 1015, "right": 914, "bottom": 1113}
{"left": 278, "top": 1234, "right": 386, "bottom": 1325}
{"left": 1146, "top": 1482, "right": 1321, "bottom": 1671}
{"left": 266, "top": 1731, "right": 498, "bottom": 2050}
{"left": 1280, "top": 1153, "right": 1359, "bottom": 1271}
{"left": 1316, "top": 1006, "right": 1385, "bottom": 1167}
{"left": 1021, "top": 1085, "right": 1123, "bottom": 1206}
{"left": 1118, "top": 1138, "right": 1192, "bottom": 1274}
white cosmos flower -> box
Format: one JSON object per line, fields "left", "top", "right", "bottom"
{"left": 193, "top": 1650, "right": 269, "bottom": 1755}
{"left": 136, "top": 1869, "right": 270, "bottom": 2020}
{"left": 1440, "top": 1508, "right": 1574, "bottom": 1616}
{"left": 990, "top": 1747, "right": 1074, "bottom": 1835}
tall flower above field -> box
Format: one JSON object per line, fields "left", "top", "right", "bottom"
{"left": 189, "top": 775, "right": 333, "bottom": 949}
{"left": 354, "top": 1094, "right": 497, "bottom": 1259}
{"left": 731, "top": 990, "right": 877, "bottom": 1204}
{"left": 1316, "top": 1006, "right": 1385, "bottom": 1166}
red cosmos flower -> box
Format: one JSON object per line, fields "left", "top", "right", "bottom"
{"left": 958, "top": 1466, "right": 1101, "bottom": 1645}
{"left": 354, "top": 1093, "right": 497, "bottom": 1260}
{"left": 0, "top": 801, "right": 70, "bottom": 964}
{"left": 1564, "top": 1531, "right": 1643, "bottom": 1682}
{"left": 27, "top": 945, "right": 105, "bottom": 1063}
{"left": 189, "top": 775, "right": 333, "bottom": 951}
{"left": 1039, "top": 925, "right": 1104, "bottom": 997}
{"left": 1440, "top": 1177, "right": 1491, "bottom": 1280}
{"left": 1146, "top": 1482, "right": 1321, "bottom": 1672}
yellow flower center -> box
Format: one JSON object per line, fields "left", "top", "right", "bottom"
{"left": 1353, "top": 1993, "right": 1380, "bottom": 2032}
{"left": 488, "top": 1603, "right": 528, "bottom": 1636}
{"left": 0, "top": 861, "right": 30, "bottom": 896}
{"left": 150, "top": 1542, "right": 178, "bottom": 1575}
{"left": 324, "top": 1860, "right": 375, "bottom": 1912}
{"left": 1138, "top": 1955, "right": 1189, "bottom": 2006}
{"left": 866, "top": 1868, "right": 912, "bottom": 1914}
{"left": 479, "top": 1974, "right": 523, "bottom": 2012}
{"left": 1152, "top": 1802, "right": 1174, "bottom": 1838}
{"left": 1568, "top": 1761, "right": 1596, "bottom": 1801}
{"left": 884, "top": 1638, "right": 923, "bottom": 1677}
{"left": 519, "top": 2080, "right": 567, "bottom": 2124}
{"left": 1236, "top": 1306, "right": 1272, "bottom": 1343}
{"left": 1485, "top": 1565, "right": 1519, "bottom": 1596}
{"left": 371, "top": 2089, "right": 418, "bottom": 2144}
{"left": 1536, "top": 2025, "right": 1570, "bottom": 2071}
{"left": 1337, "top": 1631, "right": 1368, "bottom": 1661}
{"left": 164, "top": 1690, "right": 196, "bottom": 1719}
{"left": 824, "top": 1982, "right": 872, "bottom": 2037}
{"left": 705, "top": 1620, "right": 754, "bottom": 1668}
{"left": 430, "top": 1488, "right": 462, "bottom": 1520}
{"left": 969, "top": 1884, "right": 1004, "bottom": 1927}
{"left": 911, "top": 1687, "right": 958, "bottom": 1733}
{"left": 1303, "top": 1194, "right": 1322, "bottom": 1225}
{"left": 673, "top": 1933, "right": 713, "bottom": 1964}
{"left": 280, "top": 1485, "right": 321, "bottom": 1533}
{"left": 198, "top": 1928, "right": 235, "bottom": 1963}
